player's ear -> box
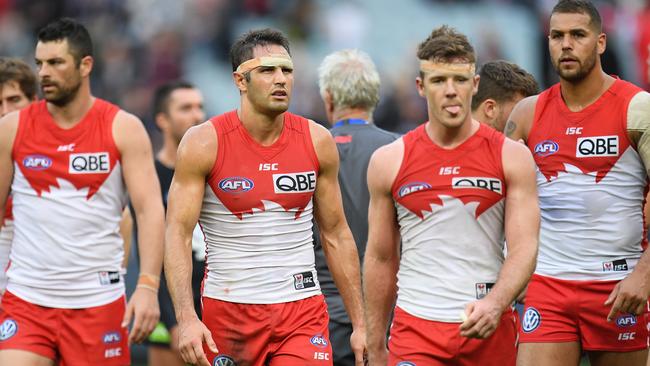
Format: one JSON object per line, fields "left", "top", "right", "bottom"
{"left": 233, "top": 72, "right": 248, "bottom": 93}
{"left": 483, "top": 99, "right": 497, "bottom": 119}
{"left": 416, "top": 76, "right": 425, "bottom": 98}
{"left": 472, "top": 74, "right": 480, "bottom": 95}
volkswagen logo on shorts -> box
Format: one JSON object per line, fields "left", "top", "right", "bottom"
{"left": 0, "top": 319, "right": 17, "bottom": 341}
{"left": 522, "top": 307, "right": 541, "bottom": 333}
{"left": 213, "top": 355, "right": 236, "bottom": 366}
{"left": 396, "top": 362, "right": 416, "bottom": 366}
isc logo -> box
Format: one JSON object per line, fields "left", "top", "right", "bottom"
{"left": 452, "top": 177, "right": 503, "bottom": 195}
{"left": 219, "top": 177, "right": 254, "bottom": 193}
{"left": 618, "top": 332, "right": 636, "bottom": 341}
{"left": 259, "top": 163, "right": 278, "bottom": 171}
{"left": 273, "top": 171, "right": 316, "bottom": 194}
{"left": 23, "top": 155, "right": 53, "bottom": 170}
{"left": 576, "top": 136, "right": 618, "bottom": 157}
{"left": 534, "top": 140, "right": 559, "bottom": 156}
{"left": 69, "top": 152, "right": 110, "bottom": 174}
{"left": 566, "top": 127, "right": 583, "bottom": 135}
{"left": 104, "top": 348, "right": 122, "bottom": 358}
{"left": 313, "top": 352, "right": 330, "bottom": 360}
{"left": 439, "top": 166, "right": 460, "bottom": 175}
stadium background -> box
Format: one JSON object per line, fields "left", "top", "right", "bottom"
{"left": 1, "top": 0, "right": 649, "bottom": 364}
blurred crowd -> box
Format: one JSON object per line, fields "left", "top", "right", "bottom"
{"left": 0, "top": 0, "right": 649, "bottom": 141}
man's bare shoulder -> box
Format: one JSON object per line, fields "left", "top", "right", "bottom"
{"left": 368, "top": 138, "right": 404, "bottom": 189}
{"left": 176, "top": 121, "right": 217, "bottom": 174}
{"left": 505, "top": 95, "right": 539, "bottom": 140}
{"left": 0, "top": 111, "right": 20, "bottom": 148}
{"left": 307, "top": 119, "right": 333, "bottom": 145}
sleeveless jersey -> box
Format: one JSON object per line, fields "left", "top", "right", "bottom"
{"left": 393, "top": 123, "right": 506, "bottom": 322}
{"left": 8, "top": 99, "right": 127, "bottom": 308}
{"left": 527, "top": 80, "right": 648, "bottom": 281}
{"left": 200, "top": 110, "right": 321, "bottom": 304}
{"left": 0, "top": 198, "right": 12, "bottom": 292}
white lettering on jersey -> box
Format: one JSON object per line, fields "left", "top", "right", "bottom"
{"left": 57, "top": 143, "right": 76, "bottom": 152}
{"left": 566, "top": 127, "right": 583, "bottom": 135}
{"left": 259, "top": 163, "right": 279, "bottom": 171}
{"left": 576, "top": 136, "right": 619, "bottom": 157}
{"left": 273, "top": 171, "right": 316, "bottom": 193}
{"left": 439, "top": 166, "right": 460, "bottom": 175}
{"left": 69, "top": 152, "right": 110, "bottom": 174}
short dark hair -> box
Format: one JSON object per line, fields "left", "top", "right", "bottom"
{"left": 551, "top": 0, "right": 602, "bottom": 32}
{"left": 229, "top": 28, "right": 291, "bottom": 72}
{"left": 0, "top": 57, "right": 38, "bottom": 100}
{"left": 472, "top": 60, "right": 539, "bottom": 110}
{"left": 37, "top": 17, "right": 93, "bottom": 66}
{"left": 152, "top": 80, "right": 196, "bottom": 117}
{"left": 417, "top": 25, "right": 475, "bottom": 64}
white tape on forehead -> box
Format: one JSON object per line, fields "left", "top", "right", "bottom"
{"left": 236, "top": 55, "right": 293, "bottom": 74}
{"left": 419, "top": 60, "right": 476, "bottom": 75}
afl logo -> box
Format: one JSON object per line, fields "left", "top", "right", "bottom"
{"left": 213, "top": 355, "right": 236, "bottom": 366}
{"left": 522, "top": 307, "right": 541, "bottom": 333}
{"left": 396, "top": 362, "right": 416, "bottom": 366}
{"left": 616, "top": 314, "right": 637, "bottom": 327}
{"left": 0, "top": 319, "right": 17, "bottom": 341}
{"left": 22, "top": 155, "right": 52, "bottom": 170}
{"left": 534, "top": 140, "right": 559, "bottom": 157}
{"left": 398, "top": 182, "right": 431, "bottom": 198}
{"left": 310, "top": 334, "right": 328, "bottom": 348}
{"left": 219, "top": 177, "right": 254, "bottom": 193}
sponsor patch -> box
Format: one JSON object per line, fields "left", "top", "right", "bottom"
{"left": 452, "top": 177, "right": 503, "bottom": 195}
{"left": 396, "top": 362, "right": 416, "bottom": 366}
{"left": 218, "top": 177, "right": 254, "bottom": 193}
{"left": 522, "top": 307, "right": 541, "bottom": 333}
{"left": 475, "top": 282, "right": 495, "bottom": 299}
{"left": 213, "top": 355, "right": 236, "bottom": 366}
{"left": 104, "top": 347, "right": 122, "bottom": 358}
{"left": 69, "top": 152, "right": 110, "bottom": 174}
{"left": 576, "top": 135, "right": 618, "bottom": 157}
{"left": 616, "top": 314, "right": 637, "bottom": 328}
{"left": 603, "top": 259, "right": 628, "bottom": 272}
{"left": 103, "top": 331, "right": 122, "bottom": 344}
{"left": 22, "top": 155, "right": 52, "bottom": 170}
{"left": 534, "top": 140, "right": 559, "bottom": 156}
{"left": 0, "top": 319, "right": 17, "bottom": 341}
{"left": 398, "top": 182, "right": 431, "bottom": 198}
{"left": 310, "top": 334, "right": 328, "bottom": 348}
{"left": 98, "top": 271, "right": 121, "bottom": 285}
{"left": 293, "top": 271, "right": 316, "bottom": 290}
{"left": 273, "top": 171, "right": 316, "bottom": 193}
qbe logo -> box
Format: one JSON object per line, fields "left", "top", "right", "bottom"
{"left": 534, "top": 140, "right": 559, "bottom": 156}
{"left": 69, "top": 152, "right": 110, "bottom": 174}
{"left": 213, "top": 355, "right": 236, "bottom": 366}
{"left": 576, "top": 135, "right": 618, "bottom": 157}
{"left": 0, "top": 319, "right": 17, "bottom": 341}
{"left": 452, "top": 177, "right": 503, "bottom": 195}
{"left": 273, "top": 171, "right": 316, "bottom": 194}
{"left": 522, "top": 307, "right": 541, "bottom": 333}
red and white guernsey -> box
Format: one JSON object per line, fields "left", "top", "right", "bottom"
{"left": 528, "top": 80, "right": 648, "bottom": 281}
{"left": 8, "top": 99, "right": 127, "bottom": 308}
{"left": 0, "top": 198, "right": 12, "bottom": 292}
{"left": 393, "top": 123, "right": 506, "bottom": 322}
{"left": 200, "top": 110, "right": 321, "bottom": 304}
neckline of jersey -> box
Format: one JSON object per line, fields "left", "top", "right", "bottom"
{"left": 40, "top": 98, "right": 98, "bottom": 136}
{"left": 555, "top": 78, "right": 620, "bottom": 119}
{"left": 231, "top": 110, "right": 290, "bottom": 154}
{"left": 419, "top": 121, "right": 484, "bottom": 152}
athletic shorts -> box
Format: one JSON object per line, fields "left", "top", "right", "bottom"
{"left": 0, "top": 291, "right": 130, "bottom": 365}
{"left": 202, "top": 294, "right": 333, "bottom": 366}
{"left": 519, "top": 274, "right": 649, "bottom": 352}
{"left": 388, "top": 306, "right": 518, "bottom": 366}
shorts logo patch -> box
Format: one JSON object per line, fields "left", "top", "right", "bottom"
{"left": 616, "top": 314, "right": 637, "bottom": 328}
{"left": 396, "top": 362, "right": 416, "bottom": 366}
{"left": 310, "top": 334, "right": 328, "bottom": 348}
{"left": 475, "top": 282, "right": 495, "bottom": 299}
{"left": 522, "top": 307, "right": 541, "bottom": 333}
{"left": 213, "top": 355, "right": 236, "bottom": 366}
{"left": 98, "top": 271, "right": 121, "bottom": 285}
{"left": 103, "top": 331, "right": 122, "bottom": 343}
{"left": 0, "top": 319, "right": 18, "bottom": 341}
{"left": 293, "top": 271, "right": 316, "bottom": 290}
{"left": 602, "top": 259, "right": 628, "bottom": 272}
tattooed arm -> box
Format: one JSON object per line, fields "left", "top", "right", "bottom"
{"left": 504, "top": 95, "right": 538, "bottom": 143}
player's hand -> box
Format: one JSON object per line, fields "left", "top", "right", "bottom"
{"left": 177, "top": 317, "right": 218, "bottom": 366}
{"left": 350, "top": 326, "right": 368, "bottom": 366}
{"left": 366, "top": 344, "right": 388, "bottom": 366}
{"left": 122, "top": 286, "right": 160, "bottom": 344}
{"left": 605, "top": 270, "right": 650, "bottom": 321}
{"left": 459, "top": 297, "right": 503, "bottom": 339}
